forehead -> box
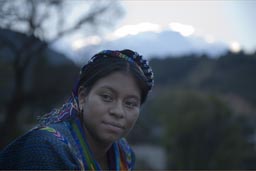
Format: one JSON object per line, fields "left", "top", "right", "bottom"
{"left": 91, "top": 72, "right": 141, "bottom": 97}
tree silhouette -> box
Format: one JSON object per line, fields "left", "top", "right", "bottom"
{"left": 0, "top": 0, "right": 122, "bottom": 148}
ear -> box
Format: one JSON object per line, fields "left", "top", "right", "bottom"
{"left": 78, "top": 86, "right": 87, "bottom": 110}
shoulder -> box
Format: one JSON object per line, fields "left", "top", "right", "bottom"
{"left": 118, "top": 138, "right": 136, "bottom": 170}
{"left": 0, "top": 122, "right": 80, "bottom": 170}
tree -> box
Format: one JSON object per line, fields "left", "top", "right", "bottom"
{"left": 0, "top": 0, "right": 122, "bottom": 148}
{"left": 150, "top": 89, "right": 256, "bottom": 169}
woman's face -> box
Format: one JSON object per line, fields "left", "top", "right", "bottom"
{"left": 78, "top": 71, "right": 141, "bottom": 144}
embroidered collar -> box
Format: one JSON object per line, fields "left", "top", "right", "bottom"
{"left": 69, "top": 117, "right": 128, "bottom": 170}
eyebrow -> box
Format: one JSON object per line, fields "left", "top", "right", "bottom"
{"left": 99, "top": 85, "right": 140, "bottom": 101}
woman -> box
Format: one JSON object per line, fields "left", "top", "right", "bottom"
{"left": 0, "top": 49, "right": 154, "bottom": 170}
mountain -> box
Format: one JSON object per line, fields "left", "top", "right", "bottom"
{"left": 0, "top": 28, "right": 73, "bottom": 66}
{"left": 76, "top": 30, "right": 228, "bottom": 60}
{"left": 0, "top": 28, "right": 79, "bottom": 114}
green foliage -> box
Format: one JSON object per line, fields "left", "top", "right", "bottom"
{"left": 129, "top": 51, "right": 256, "bottom": 169}
{"left": 149, "top": 89, "right": 256, "bottom": 169}
{"left": 149, "top": 51, "right": 256, "bottom": 105}
{"left": 202, "top": 52, "right": 256, "bottom": 103}
{"left": 150, "top": 56, "right": 203, "bottom": 86}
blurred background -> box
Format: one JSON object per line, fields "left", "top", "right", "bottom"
{"left": 1, "top": 0, "right": 256, "bottom": 169}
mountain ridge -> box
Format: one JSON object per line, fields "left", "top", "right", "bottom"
{"left": 75, "top": 29, "right": 228, "bottom": 62}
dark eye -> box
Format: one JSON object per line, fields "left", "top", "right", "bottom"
{"left": 101, "top": 94, "right": 113, "bottom": 102}
{"left": 125, "top": 101, "right": 139, "bottom": 109}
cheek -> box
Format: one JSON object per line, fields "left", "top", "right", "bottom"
{"left": 126, "top": 110, "right": 140, "bottom": 129}
{"left": 123, "top": 112, "right": 139, "bottom": 137}
{"left": 82, "top": 96, "right": 106, "bottom": 118}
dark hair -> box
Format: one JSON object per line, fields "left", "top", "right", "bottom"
{"left": 79, "top": 50, "right": 151, "bottom": 104}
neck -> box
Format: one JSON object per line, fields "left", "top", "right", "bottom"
{"left": 82, "top": 124, "right": 112, "bottom": 169}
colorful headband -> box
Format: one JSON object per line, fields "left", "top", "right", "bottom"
{"left": 82, "top": 50, "right": 154, "bottom": 92}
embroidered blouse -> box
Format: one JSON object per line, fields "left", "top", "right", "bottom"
{"left": 0, "top": 117, "right": 135, "bottom": 170}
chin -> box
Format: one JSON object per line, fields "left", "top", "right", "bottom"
{"left": 100, "top": 133, "right": 122, "bottom": 144}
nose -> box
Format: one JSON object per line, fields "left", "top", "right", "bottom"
{"left": 109, "top": 100, "right": 125, "bottom": 119}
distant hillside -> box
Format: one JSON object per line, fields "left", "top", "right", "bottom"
{"left": 0, "top": 28, "right": 73, "bottom": 65}
{"left": 128, "top": 51, "right": 256, "bottom": 145}
{"left": 0, "top": 28, "right": 79, "bottom": 116}
{"left": 150, "top": 51, "right": 256, "bottom": 106}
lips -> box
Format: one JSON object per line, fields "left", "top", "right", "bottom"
{"left": 102, "top": 121, "right": 125, "bottom": 131}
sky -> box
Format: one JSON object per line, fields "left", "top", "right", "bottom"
{"left": 60, "top": 0, "right": 256, "bottom": 59}
{"left": 117, "top": 0, "right": 256, "bottom": 53}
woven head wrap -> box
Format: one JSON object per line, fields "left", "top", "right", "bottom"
{"left": 76, "top": 49, "right": 153, "bottom": 94}
{"left": 39, "top": 49, "right": 154, "bottom": 126}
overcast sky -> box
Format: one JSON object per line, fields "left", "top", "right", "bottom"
{"left": 58, "top": 0, "right": 256, "bottom": 61}
{"left": 115, "top": 0, "right": 256, "bottom": 53}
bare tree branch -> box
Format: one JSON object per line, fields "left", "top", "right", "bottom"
{"left": 0, "top": 0, "right": 123, "bottom": 148}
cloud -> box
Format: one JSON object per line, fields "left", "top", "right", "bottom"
{"left": 106, "top": 22, "right": 162, "bottom": 40}
{"left": 71, "top": 36, "right": 102, "bottom": 50}
{"left": 169, "top": 22, "right": 195, "bottom": 37}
